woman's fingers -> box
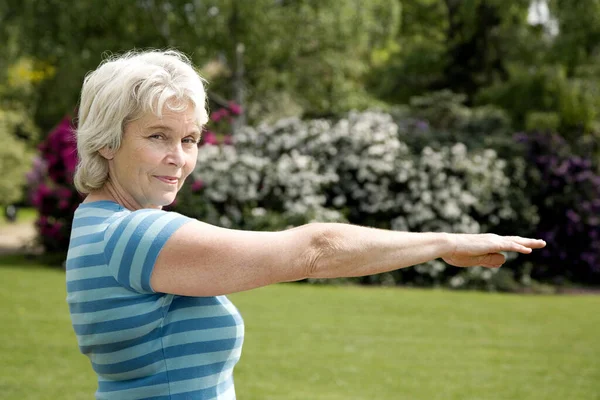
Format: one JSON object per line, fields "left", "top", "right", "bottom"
{"left": 479, "top": 252, "right": 506, "bottom": 267}
{"left": 443, "top": 234, "right": 546, "bottom": 268}
{"left": 493, "top": 236, "right": 545, "bottom": 254}
{"left": 508, "top": 236, "right": 547, "bottom": 249}
{"left": 511, "top": 243, "right": 533, "bottom": 254}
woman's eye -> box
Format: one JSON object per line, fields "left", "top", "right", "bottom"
{"left": 183, "top": 137, "right": 198, "bottom": 144}
{"left": 150, "top": 134, "right": 164, "bottom": 140}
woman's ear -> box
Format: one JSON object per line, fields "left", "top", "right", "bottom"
{"left": 98, "top": 146, "right": 115, "bottom": 160}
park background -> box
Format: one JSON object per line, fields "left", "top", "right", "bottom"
{"left": 0, "top": 0, "right": 599, "bottom": 399}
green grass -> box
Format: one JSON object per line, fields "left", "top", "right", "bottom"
{"left": 1, "top": 263, "right": 599, "bottom": 400}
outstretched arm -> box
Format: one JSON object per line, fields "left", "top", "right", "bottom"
{"left": 150, "top": 221, "right": 545, "bottom": 297}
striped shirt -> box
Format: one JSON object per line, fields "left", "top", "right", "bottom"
{"left": 66, "top": 200, "right": 245, "bottom": 399}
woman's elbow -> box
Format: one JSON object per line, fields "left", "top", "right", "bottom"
{"left": 295, "top": 223, "right": 343, "bottom": 279}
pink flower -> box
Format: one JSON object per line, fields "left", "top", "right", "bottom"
{"left": 203, "top": 131, "right": 218, "bottom": 145}
{"left": 210, "top": 109, "right": 229, "bottom": 123}
{"left": 61, "top": 148, "right": 78, "bottom": 175}
{"left": 228, "top": 102, "right": 242, "bottom": 116}
{"left": 47, "top": 224, "right": 60, "bottom": 237}
{"left": 32, "top": 183, "right": 51, "bottom": 206}
{"left": 57, "top": 187, "right": 72, "bottom": 198}
{"left": 223, "top": 135, "right": 233, "bottom": 145}
{"left": 37, "top": 215, "right": 48, "bottom": 226}
{"left": 191, "top": 180, "right": 204, "bottom": 192}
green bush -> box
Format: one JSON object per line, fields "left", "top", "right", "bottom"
{"left": 476, "top": 65, "right": 600, "bottom": 139}
{"left": 0, "top": 109, "right": 33, "bottom": 206}
{"left": 525, "top": 111, "right": 560, "bottom": 132}
{"left": 393, "top": 90, "right": 513, "bottom": 151}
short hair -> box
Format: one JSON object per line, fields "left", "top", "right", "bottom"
{"left": 74, "top": 49, "right": 209, "bottom": 194}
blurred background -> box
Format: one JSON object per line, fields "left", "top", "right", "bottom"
{"left": 2, "top": 0, "right": 599, "bottom": 290}
{"left": 1, "top": 1, "right": 600, "bottom": 399}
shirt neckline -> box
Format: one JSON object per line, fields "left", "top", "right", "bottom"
{"left": 77, "top": 200, "right": 124, "bottom": 210}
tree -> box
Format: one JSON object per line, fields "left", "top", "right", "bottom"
{"left": 0, "top": 0, "right": 400, "bottom": 131}
{"left": 548, "top": 0, "right": 600, "bottom": 75}
{"left": 369, "top": 0, "right": 533, "bottom": 104}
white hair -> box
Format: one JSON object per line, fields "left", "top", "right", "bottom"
{"left": 74, "top": 49, "right": 209, "bottom": 194}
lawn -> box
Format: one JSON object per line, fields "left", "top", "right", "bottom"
{"left": 1, "top": 262, "right": 599, "bottom": 400}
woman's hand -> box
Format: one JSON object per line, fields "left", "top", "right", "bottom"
{"left": 442, "top": 234, "right": 546, "bottom": 268}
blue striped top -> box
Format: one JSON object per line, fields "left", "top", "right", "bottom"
{"left": 66, "top": 201, "right": 245, "bottom": 399}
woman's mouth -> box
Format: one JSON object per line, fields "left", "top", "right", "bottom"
{"left": 155, "top": 176, "right": 179, "bottom": 185}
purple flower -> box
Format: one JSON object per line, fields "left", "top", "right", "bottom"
{"left": 415, "top": 120, "right": 429, "bottom": 131}
{"left": 522, "top": 130, "right": 600, "bottom": 282}
{"left": 513, "top": 132, "right": 528, "bottom": 142}
{"left": 566, "top": 210, "right": 580, "bottom": 224}
{"left": 191, "top": 180, "right": 204, "bottom": 192}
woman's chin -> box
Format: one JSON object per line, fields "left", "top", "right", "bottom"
{"left": 151, "top": 194, "right": 177, "bottom": 208}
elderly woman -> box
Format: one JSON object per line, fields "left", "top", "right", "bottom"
{"left": 66, "top": 50, "right": 545, "bottom": 400}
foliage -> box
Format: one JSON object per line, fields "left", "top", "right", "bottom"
{"left": 525, "top": 111, "right": 561, "bottom": 132}
{"left": 1, "top": 0, "right": 399, "bottom": 131}
{"left": 392, "top": 90, "right": 524, "bottom": 180}
{"left": 0, "top": 56, "right": 45, "bottom": 206}
{"left": 367, "top": 0, "right": 448, "bottom": 104}
{"left": 368, "top": 0, "right": 534, "bottom": 103}
{"left": 4, "top": 0, "right": 600, "bottom": 286}
{"left": 0, "top": 135, "right": 29, "bottom": 206}
{"left": 174, "top": 110, "right": 537, "bottom": 289}
{"left": 516, "top": 131, "right": 600, "bottom": 284}
{"left": 29, "top": 117, "right": 81, "bottom": 256}
{"left": 548, "top": 0, "right": 600, "bottom": 73}
{"left": 399, "top": 90, "right": 512, "bottom": 138}
{"left": 0, "top": 109, "right": 34, "bottom": 206}
{"left": 394, "top": 91, "right": 600, "bottom": 284}
{"left": 5, "top": 0, "right": 600, "bottom": 143}
{"left": 476, "top": 64, "right": 600, "bottom": 138}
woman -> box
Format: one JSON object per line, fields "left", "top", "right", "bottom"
{"left": 66, "top": 49, "right": 545, "bottom": 400}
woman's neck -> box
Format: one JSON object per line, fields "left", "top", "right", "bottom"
{"left": 84, "top": 181, "right": 146, "bottom": 211}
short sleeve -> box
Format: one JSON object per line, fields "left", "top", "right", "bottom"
{"left": 104, "top": 209, "right": 192, "bottom": 293}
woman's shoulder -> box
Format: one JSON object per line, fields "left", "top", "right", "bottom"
{"left": 75, "top": 200, "right": 126, "bottom": 216}
{"left": 75, "top": 201, "right": 183, "bottom": 224}
{"left": 71, "top": 200, "right": 192, "bottom": 255}
{"left": 72, "top": 200, "right": 129, "bottom": 229}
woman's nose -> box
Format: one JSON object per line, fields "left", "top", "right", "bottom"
{"left": 167, "top": 144, "right": 185, "bottom": 167}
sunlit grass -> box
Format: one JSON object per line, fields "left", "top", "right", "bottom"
{"left": 1, "top": 263, "right": 599, "bottom": 400}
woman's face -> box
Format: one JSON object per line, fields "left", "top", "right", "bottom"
{"left": 105, "top": 105, "right": 200, "bottom": 209}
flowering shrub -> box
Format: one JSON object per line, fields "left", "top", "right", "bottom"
{"left": 201, "top": 101, "right": 241, "bottom": 146}
{"left": 387, "top": 143, "right": 540, "bottom": 288}
{"left": 29, "top": 116, "right": 81, "bottom": 255}
{"left": 180, "top": 111, "right": 537, "bottom": 289}
{"left": 176, "top": 132, "right": 345, "bottom": 230}
{"left": 516, "top": 131, "right": 600, "bottom": 284}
